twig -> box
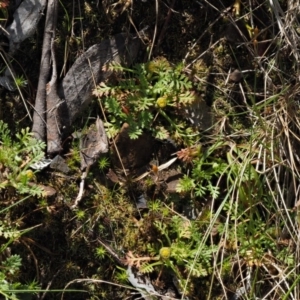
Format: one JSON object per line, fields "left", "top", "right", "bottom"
{"left": 97, "top": 238, "right": 124, "bottom": 266}
{"left": 32, "top": 0, "right": 58, "bottom": 141}
{"left": 148, "top": 0, "right": 158, "bottom": 60}
{"left": 46, "top": 35, "right": 64, "bottom": 155}
{"left": 71, "top": 167, "right": 89, "bottom": 209}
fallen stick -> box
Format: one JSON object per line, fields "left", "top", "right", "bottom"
{"left": 32, "top": 0, "right": 58, "bottom": 142}
{"left": 46, "top": 36, "right": 64, "bottom": 155}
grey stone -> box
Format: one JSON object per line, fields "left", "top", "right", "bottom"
{"left": 58, "top": 33, "right": 140, "bottom": 127}
{"left": 6, "top": 0, "right": 47, "bottom": 53}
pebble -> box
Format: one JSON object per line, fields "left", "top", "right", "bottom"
{"left": 229, "top": 69, "right": 243, "bottom": 83}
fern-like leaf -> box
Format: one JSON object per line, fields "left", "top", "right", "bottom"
{"left": 140, "top": 261, "right": 162, "bottom": 274}
{"left": 140, "top": 262, "right": 155, "bottom": 273}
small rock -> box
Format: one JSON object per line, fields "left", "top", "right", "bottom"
{"left": 28, "top": 183, "right": 57, "bottom": 198}
{"left": 229, "top": 69, "right": 242, "bottom": 83}
{"left": 136, "top": 194, "right": 148, "bottom": 210}
{"left": 6, "top": 0, "right": 47, "bottom": 53}
{"left": 165, "top": 170, "right": 183, "bottom": 193}
{"left": 106, "top": 168, "right": 120, "bottom": 184}
{"left": 166, "top": 179, "right": 180, "bottom": 193}
{"left": 50, "top": 155, "right": 70, "bottom": 173}
{"left": 41, "top": 185, "right": 57, "bottom": 198}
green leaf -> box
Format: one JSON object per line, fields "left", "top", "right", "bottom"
{"left": 2, "top": 255, "right": 22, "bottom": 275}
{"left": 176, "top": 175, "right": 196, "bottom": 193}
{"left": 154, "top": 126, "right": 169, "bottom": 140}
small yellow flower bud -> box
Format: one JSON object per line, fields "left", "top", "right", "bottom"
{"left": 156, "top": 96, "right": 168, "bottom": 108}
{"left": 159, "top": 247, "right": 171, "bottom": 260}
{"left": 25, "top": 170, "right": 34, "bottom": 180}
{"left": 146, "top": 61, "right": 158, "bottom": 74}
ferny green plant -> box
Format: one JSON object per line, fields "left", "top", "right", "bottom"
{"left": 0, "top": 120, "right": 45, "bottom": 197}
{"left": 93, "top": 57, "right": 197, "bottom": 142}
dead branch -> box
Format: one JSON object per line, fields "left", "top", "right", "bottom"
{"left": 32, "top": 0, "right": 58, "bottom": 142}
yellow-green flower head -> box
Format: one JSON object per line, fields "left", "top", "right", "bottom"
{"left": 156, "top": 96, "right": 168, "bottom": 108}
{"left": 159, "top": 247, "right": 171, "bottom": 260}
{"left": 17, "top": 169, "right": 35, "bottom": 182}
{"left": 146, "top": 57, "right": 171, "bottom": 75}
{"left": 25, "top": 170, "right": 34, "bottom": 180}
{"left": 146, "top": 61, "right": 159, "bottom": 74}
